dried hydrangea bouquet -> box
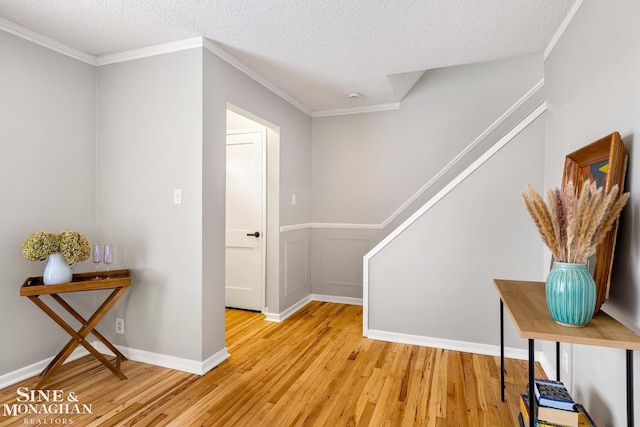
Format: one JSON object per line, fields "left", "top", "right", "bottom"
{"left": 521, "top": 179, "right": 629, "bottom": 326}
{"left": 22, "top": 231, "right": 91, "bottom": 284}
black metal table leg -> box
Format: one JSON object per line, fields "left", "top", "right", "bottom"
{"left": 627, "top": 349, "right": 634, "bottom": 427}
{"left": 529, "top": 339, "right": 535, "bottom": 427}
{"left": 556, "top": 341, "right": 560, "bottom": 381}
{"left": 500, "top": 299, "right": 505, "bottom": 402}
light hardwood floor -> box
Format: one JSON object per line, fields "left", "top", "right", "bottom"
{"left": 0, "top": 301, "right": 542, "bottom": 426}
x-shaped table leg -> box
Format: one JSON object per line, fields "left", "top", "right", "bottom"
{"left": 27, "top": 286, "right": 128, "bottom": 388}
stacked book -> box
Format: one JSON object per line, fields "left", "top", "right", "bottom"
{"left": 518, "top": 379, "right": 597, "bottom": 427}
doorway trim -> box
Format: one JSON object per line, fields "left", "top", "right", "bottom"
{"left": 226, "top": 104, "right": 280, "bottom": 316}
{"left": 226, "top": 127, "right": 267, "bottom": 311}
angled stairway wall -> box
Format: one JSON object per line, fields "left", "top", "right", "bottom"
{"left": 364, "top": 111, "right": 546, "bottom": 355}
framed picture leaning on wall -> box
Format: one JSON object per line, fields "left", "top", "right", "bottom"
{"left": 561, "top": 131, "right": 628, "bottom": 313}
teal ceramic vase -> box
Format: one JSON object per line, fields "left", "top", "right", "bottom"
{"left": 545, "top": 262, "right": 596, "bottom": 327}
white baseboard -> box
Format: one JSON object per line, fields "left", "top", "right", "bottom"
{"left": 0, "top": 342, "right": 230, "bottom": 390}
{"left": 263, "top": 312, "right": 281, "bottom": 322}
{"left": 0, "top": 346, "right": 90, "bottom": 390}
{"left": 366, "top": 329, "right": 551, "bottom": 369}
{"left": 202, "top": 348, "right": 232, "bottom": 374}
{"left": 537, "top": 353, "right": 555, "bottom": 380}
{"left": 264, "top": 294, "right": 363, "bottom": 323}
{"left": 266, "top": 298, "right": 555, "bottom": 378}
{"left": 311, "top": 294, "right": 363, "bottom": 306}
{"left": 265, "top": 295, "right": 313, "bottom": 322}
{"left": 91, "top": 342, "right": 230, "bottom": 376}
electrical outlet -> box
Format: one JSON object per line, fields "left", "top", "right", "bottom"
{"left": 116, "top": 318, "right": 125, "bottom": 335}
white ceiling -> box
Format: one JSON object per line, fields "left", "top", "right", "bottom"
{"left": 0, "top": 1, "right": 577, "bottom": 114}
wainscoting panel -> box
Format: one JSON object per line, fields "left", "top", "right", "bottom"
{"left": 284, "top": 237, "right": 309, "bottom": 297}
{"left": 311, "top": 228, "right": 378, "bottom": 299}
{"left": 322, "top": 237, "right": 370, "bottom": 287}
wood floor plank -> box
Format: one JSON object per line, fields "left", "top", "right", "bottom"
{"left": 0, "top": 302, "right": 539, "bottom": 426}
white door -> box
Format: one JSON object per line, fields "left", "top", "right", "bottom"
{"left": 225, "top": 131, "right": 265, "bottom": 311}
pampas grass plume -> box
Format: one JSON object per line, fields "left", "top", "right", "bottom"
{"left": 522, "top": 179, "right": 629, "bottom": 264}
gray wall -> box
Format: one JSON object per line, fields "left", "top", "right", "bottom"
{"left": 0, "top": 30, "right": 96, "bottom": 375}
{"left": 202, "top": 48, "right": 313, "bottom": 319}
{"left": 312, "top": 55, "right": 543, "bottom": 225}
{"left": 97, "top": 49, "right": 205, "bottom": 361}
{"left": 311, "top": 55, "right": 544, "bottom": 299}
{"left": 545, "top": 1, "right": 640, "bottom": 424}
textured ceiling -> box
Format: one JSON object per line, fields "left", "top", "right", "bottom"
{"left": 0, "top": 0, "right": 576, "bottom": 113}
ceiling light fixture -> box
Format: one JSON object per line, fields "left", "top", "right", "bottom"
{"left": 348, "top": 92, "right": 360, "bottom": 100}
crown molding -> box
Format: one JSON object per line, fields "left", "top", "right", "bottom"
{"left": 96, "top": 36, "right": 312, "bottom": 116}
{"left": 96, "top": 37, "right": 205, "bottom": 66}
{"left": 0, "top": 16, "right": 97, "bottom": 65}
{"left": 0, "top": 19, "right": 395, "bottom": 118}
{"left": 544, "top": 0, "right": 585, "bottom": 60}
{"left": 0, "top": 21, "right": 312, "bottom": 116}
{"left": 312, "top": 102, "right": 400, "bottom": 117}
{"left": 202, "top": 38, "right": 312, "bottom": 116}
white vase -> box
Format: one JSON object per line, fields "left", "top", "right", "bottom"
{"left": 43, "top": 253, "right": 72, "bottom": 285}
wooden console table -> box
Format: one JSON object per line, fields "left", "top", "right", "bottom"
{"left": 494, "top": 279, "right": 640, "bottom": 427}
{"left": 21, "top": 269, "right": 131, "bottom": 388}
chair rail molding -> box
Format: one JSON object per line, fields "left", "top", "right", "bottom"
{"left": 280, "top": 223, "right": 381, "bottom": 232}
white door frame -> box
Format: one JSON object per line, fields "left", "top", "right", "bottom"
{"left": 226, "top": 127, "right": 267, "bottom": 311}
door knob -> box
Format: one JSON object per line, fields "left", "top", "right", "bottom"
{"left": 246, "top": 232, "right": 260, "bottom": 237}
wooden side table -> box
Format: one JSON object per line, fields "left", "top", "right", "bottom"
{"left": 494, "top": 279, "right": 640, "bottom": 427}
{"left": 20, "top": 269, "right": 131, "bottom": 388}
